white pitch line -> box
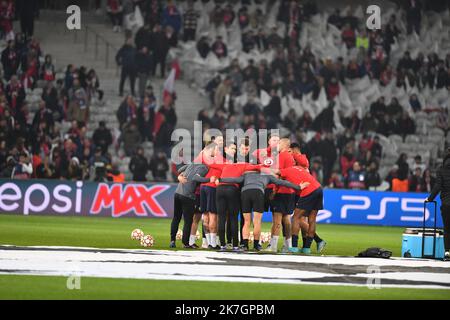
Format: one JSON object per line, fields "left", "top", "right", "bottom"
{"left": 0, "top": 245, "right": 449, "bottom": 290}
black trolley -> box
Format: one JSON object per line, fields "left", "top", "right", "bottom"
{"left": 422, "top": 201, "right": 438, "bottom": 259}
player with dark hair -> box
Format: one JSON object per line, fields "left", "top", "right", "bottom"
{"left": 170, "top": 143, "right": 218, "bottom": 248}
{"left": 289, "top": 145, "right": 327, "bottom": 253}
{"left": 211, "top": 161, "right": 262, "bottom": 251}
{"left": 199, "top": 139, "right": 234, "bottom": 249}
{"left": 277, "top": 153, "right": 325, "bottom": 254}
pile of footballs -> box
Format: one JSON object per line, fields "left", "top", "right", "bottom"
{"left": 131, "top": 229, "right": 154, "bottom": 247}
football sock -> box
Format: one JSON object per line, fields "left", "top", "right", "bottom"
{"left": 206, "top": 233, "right": 211, "bottom": 246}
{"left": 302, "top": 237, "right": 307, "bottom": 247}
{"left": 284, "top": 237, "right": 292, "bottom": 248}
{"left": 210, "top": 233, "right": 217, "bottom": 247}
{"left": 189, "top": 235, "right": 196, "bottom": 246}
{"left": 314, "top": 234, "right": 323, "bottom": 243}
{"left": 303, "top": 237, "right": 313, "bottom": 249}
{"left": 292, "top": 235, "right": 299, "bottom": 248}
{"left": 253, "top": 240, "right": 260, "bottom": 248}
{"left": 242, "top": 239, "right": 249, "bottom": 248}
{"left": 270, "top": 236, "right": 279, "bottom": 249}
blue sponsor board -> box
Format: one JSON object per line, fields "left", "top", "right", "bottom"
{"left": 262, "top": 189, "right": 443, "bottom": 228}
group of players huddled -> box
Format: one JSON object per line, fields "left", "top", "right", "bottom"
{"left": 170, "top": 133, "right": 327, "bottom": 254}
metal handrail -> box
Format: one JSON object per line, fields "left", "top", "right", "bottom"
{"left": 72, "top": 24, "right": 119, "bottom": 69}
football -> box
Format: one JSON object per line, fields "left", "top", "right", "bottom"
{"left": 131, "top": 229, "right": 144, "bottom": 240}
{"left": 260, "top": 232, "right": 271, "bottom": 244}
{"left": 140, "top": 235, "right": 155, "bottom": 247}
{"left": 176, "top": 229, "right": 183, "bottom": 240}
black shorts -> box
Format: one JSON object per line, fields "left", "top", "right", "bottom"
{"left": 296, "top": 188, "right": 324, "bottom": 212}
{"left": 200, "top": 185, "right": 217, "bottom": 214}
{"left": 264, "top": 188, "right": 273, "bottom": 212}
{"left": 241, "top": 189, "right": 265, "bottom": 213}
{"left": 271, "top": 193, "right": 296, "bottom": 215}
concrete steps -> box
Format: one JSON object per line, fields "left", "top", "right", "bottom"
{"left": 30, "top": 11, "right": 210, "bottom": 180}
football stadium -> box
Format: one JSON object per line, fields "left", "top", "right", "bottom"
{"left": 0, "top": 0, "right": 450, "bottom": 306}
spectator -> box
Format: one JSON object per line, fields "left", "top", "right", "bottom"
{"left": 67, "top": 78, "right": 89, "bottom": 123}
{"left": 321, "top": 132, "right": 337, "bottom": 184}
{"left": 255, "top": 29, "right": 268, "bottom": 52}
{"left": 405, "top": 0, "right": 422, "bottom": 35}
{"left": 267, "top": 27, "right": 283, "bottom": 49}
{"left": 370, "top": 136, "right": 383, "bottom": 160}
{"left": 183, "top": 0, "right": 199, "bottom": 42}
{"left": 116, "top": 37, "right": 137, "bottom": 97}
{"left": 326, "top": 76, "right": 340, "bottom": 100}
{"left": 346, "top": 161, "right": 366, "bottom": 190}
{"left": 159, "top": 95, "right": 177, "bottom": 129}
{"left": 40, "top": 54, "right": 55, "bottom": 82}
{"left": 136, "top": 46, "right": 153, "bottom": 99}
{"left": 411, "top": 155, "right": 427, "bottom": 173}
{"left": 150, "top": 151, "right": 169, "bottom": 181}
{"left": 238, "top": 6, "right": 250, "bottom": 29}
{"left": 135, "top": 24, "right": 153, "bottom": 51}
{"left": 312, "top": 100, "right": 336, "bottom": 132}
{"left": 214, "top": 77, "right": 232, "bottom": 110}
{"left": 386, "top": 97, "right": 403, "bottom": 119}
{"left": 341, "top": 23, "right": 355, "bottom": 49}
{"left": 409, "top": 94, "right": 421, "bottom": 112}
{"left": 152, "top": 24, "right": 170, "bottom": 78}
{"left": 409, "top": 167, "right": 425, "bottom": 192}
{"left": 263, "top": 88, "right": 282, "bottom": 129}
{"left": 242, "top": 30, "right": 256, "bottom": 53}
{"left": 137, "top": 94, "right": 156, "bottom": 141}
{"left": 153, "top": 114, "right": 172, "bottom": 157}
{"left": 196, "top": 36, "right": 210, "bottom": 59}
{"left": 396, "top": 111, "right": 416, "bottom": 137}
{"left": 422, "top": 169, "right": 436, "bottom": 193}
{"left": 1, "top": 40, "right": 19, "bottom": 81}
{"left": 355, "top": 29, "right": 369, "bottom": 51}
{"left": 211, "top": 36, "right": 228, "bottom": 59}
{"left": 377, "top": 114, "right": 396, "bottom": 136}
{"left": 5, "top": 75, "right": 26, "bottom": 114}
{"left": 327, "top": 8, "right": 343, "bottom": 29}
{"left": 117, "top": 95, "right": 138, "bottom": 129}
{"left": 222, "top": 4, "right": 235, "bottom": 28}
{"left": 365, "top": 162, "right": 381, "bottom": 189}
{"left": 297, "top": 111, "right": 313, "bottom": 131}
{"left": 106, "top": 0, "right": 123, "bottom": 32}
{"left": 67, "top": 157, "right": 83, "bottom": 180}
{"left": 121, "top": 121, "right": 142, "bottom": 157}
{"left": 90, "top": 146, "right": 110, "bottom": 182}
{"left": 310, "top": 159, "right": 324, "bottom": 184}
{"left": 107, "top": 163, "right": 125, "bottom": 182}
{"left": 162, "top": 0, "right": 181, "bottom": 34}
{"left": 328, "top": 170, "right": 344, "bottom": 188}
{"left": 361, "top": 111, "right": 379, "bottom": 132}
{"left": 92, "top": 121, "right": 113, "bottom": 154}
{"left": 340, "top": 143, "right": 356, "bottom": 177}
{"left": 129, "top": 146, "right": 148, "bottom": 181}
{"left": 11, "top": 152, "right": 32, "bottom": 179}
{"left": 86, "top": 69, "right": 103, "bottom": 102}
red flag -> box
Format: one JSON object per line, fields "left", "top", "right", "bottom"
{"left": 163, "top": 67, "right": 176, "bottom": 101}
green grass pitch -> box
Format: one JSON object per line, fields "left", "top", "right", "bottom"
{"left": 0, "top": 214, "right": 449, "bottom": 300}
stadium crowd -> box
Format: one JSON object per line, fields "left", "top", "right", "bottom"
{"left": 0, "top": 0, "right": 449, "bottom": 194}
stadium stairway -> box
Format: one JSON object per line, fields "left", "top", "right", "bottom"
{"left": 28, "top": 11, "right": 209, "bottom": 180}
